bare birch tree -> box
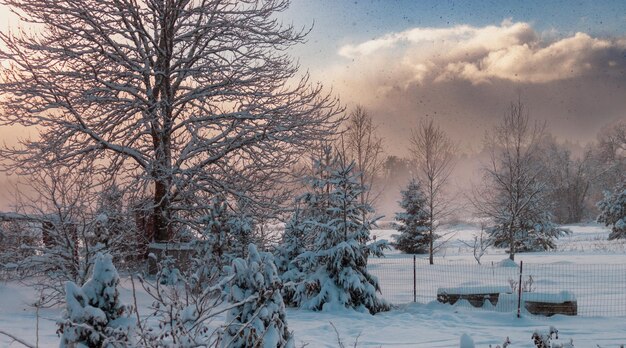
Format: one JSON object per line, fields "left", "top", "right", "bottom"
{"left": 0, "top": 0, "right": 341, "bottom": 242}
{"left": 409, "top": 119, "right": 456, "bottom": 264}
{"left": 340, "top": 106, "right": 385, "bottom": 212}
{"left": 475, "top": 100, "right": 566, "bottom": 261}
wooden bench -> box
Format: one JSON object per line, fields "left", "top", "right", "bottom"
{"left": 437, "top": 286, "right": 512, "bottom": 308}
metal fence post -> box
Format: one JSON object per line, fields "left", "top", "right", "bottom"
{"left": 517, "top": 260, "right": 523, "bottom": 318}
{"left": 413, "top": 255, "right": 416, "bottom": 303}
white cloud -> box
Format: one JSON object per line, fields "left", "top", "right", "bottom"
{"left": 336, "top": 21, "right": 626, "bottom": 84}
{"left": 323, "top": 21, "right": 626, "bottom": 156}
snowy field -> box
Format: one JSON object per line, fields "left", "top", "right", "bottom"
{"left": 2, "top": 223, "right": 626, "bottom": 347}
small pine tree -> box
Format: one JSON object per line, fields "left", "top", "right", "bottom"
{"left": 275, "top": 205, "right": 308, "bottom": 275}
{"left": 58, "top": 253, "right": 134, "bottom": 347}
{"left": 488, "top": 202, "right": 569, "bottom": 252}
{"left": 275, "top": 204, "right": 310, "bottom": 306}
{"left": 93, "top": 184, "right": 138, "bottom": 266}
{"left": 597, "top": 182, "right": 626, "bottom": 240}
{"left": 393, "top": 179, "right": 432, "bottom": 254}
{"left": 222, "top": 244, "right": 294, "bottom": 348}
{"left": 193, "top": 197, "right": 232, "bottom": 287}
{"left": 227, "top": 204, "right": 256, "bottom": 260}
{"left": 293, "top": 159, "right": 389, "bottom": 314}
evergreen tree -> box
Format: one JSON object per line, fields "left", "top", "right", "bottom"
{"left": 93, "top": 184, "right": 138, "bottom": 266}
{"left": 276, "top": 144, "right": 336, "bottom": 305}
{"left": 292, "top": 159, "right": 389, "bottom": 314}
{"left": 193, "top": 197, "right": 257, "bottom": 289}
{"left": 222, "top": 244, "right": 294, "bottom": 348}
{"left": 227, "top": 201, "right": 256, "bottom": 260}
{"left": 597, "top": 182, "right": 626, "bottom": 240}
{"left": 275, "top": 204, "right": 308, "bottom": 275}
{"left": 193, "top": 197, "right": 232, "bottom": 287}
{"left": 487, "top": 194, "right": 569, "bottom": 252}
{"left": 58, "top": 253, "right": 134, "bottom": 347}
{"left": 392, "top": 179, "right": 432, "bottom": 254}
{"left": 275, "top": 204, "right": 310, "bottom": 306}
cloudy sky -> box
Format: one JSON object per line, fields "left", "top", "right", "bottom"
{"left": 0, "top": 0, "right": 624, "bottom": 153}
{"left": 1, "top": 1, "right": 626, "bottom": 208}
{"left": 282, "top": 0, "right": 626, "bottom": 155}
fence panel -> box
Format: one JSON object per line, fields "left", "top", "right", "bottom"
{"left": 368, "top": 255, "right": 626, "bottom": 317}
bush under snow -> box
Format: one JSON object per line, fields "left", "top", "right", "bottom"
{"left": 222, "top": 244, "right": 294, "bottom": 348}
{"left": 57, "top": 252, "right": 134, "bottom": 347}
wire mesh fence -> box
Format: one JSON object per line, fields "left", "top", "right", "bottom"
{"left": 368, "top": 255, "right": 626, "bottom": 317}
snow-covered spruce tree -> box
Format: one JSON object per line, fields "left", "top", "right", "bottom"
{"left": 293, "top": 158, "right": 390, "bottom": 314}
{"left": 276, "top": 144, "right": 337, "bottom": 305}
{"left": 58, "top": 253, "right": 134, "bottom": 347}
{"left": 227, "top": 203, "right": 256, "bottom": 260}
{"left": 275, "top": 203, "right": 311, "bottom": 306}
{"left": 275, "top": 205, "right": 308, "bottom": 275}
{"left": 393, "top": 179, "right": 432, "bottom": 254}
{"left": 222, "top": 244, "right": 294, "bottom": 348}
{"left": 192, "top": 197, "right": 232, "bottom": 287}
{"left": 597, "top": 182, "right": 626, "bottom": 240}
{"left": 487, "top": 199, "right": 569, "bottom": 252}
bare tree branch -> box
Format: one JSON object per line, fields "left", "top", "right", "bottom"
{"left": 409, "top": 119, "right": 457, "bottom": 264}
{"left": 0, "top": 0, "right": 343, "bottom": 241}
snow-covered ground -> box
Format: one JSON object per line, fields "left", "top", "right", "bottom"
{"left": 2, "top": 223, "right": 626, "bottom": 347}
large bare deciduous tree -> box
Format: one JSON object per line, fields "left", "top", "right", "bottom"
{"left": 0, "top": 0, "right": 341, "bottom": 242}
{"left": 409, "top": 119, "right": 456, "bottom": 264}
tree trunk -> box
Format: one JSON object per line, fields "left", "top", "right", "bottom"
{"left": 429, "top": 185, "right": 434, "bottom": 265}
{"left": 153, "top": 178, "right": 171, "bottom": 242}
{"left": 429, "top": 230, "right": 434, "bottom": 265}
{"left": 509, "top": 222, "right": 515, "bottom": 261}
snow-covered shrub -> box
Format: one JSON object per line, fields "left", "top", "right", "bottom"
{"left": 291, "top": 159, "right": 390, "bottom": 314}
{"left": 57, "top": 253, "right": 134, "bottom": 347}
{"left": 488, "top": 208, "right": 569, "bottom": 253}
{"left": 136, "top": 256, "right": 226, "bottom": 347}
{"left": 157, "top": 254, "right": 183, "bottom": 285}
{"left": 490, "top": 336, "right": 511, "bottom": 348}
{"left": 597, "top": 183, "right": 626, "bottom": 240}
{"left": 222, "top": 244, "right": 294, "bottom": 348}
{"left": 531, "top": 326, "right": 560, "bottom": 348}
{"left": 7, "top": 170, "right": 140, "bottom": 306}
{"left": 0, "top": 219, "right": 39, "bottom": 279}
{"left": 93, "top": 184, "right": 142, "bottom": 268}
{"left": 392, "top": 179, "right": 432, "bottom": 254}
